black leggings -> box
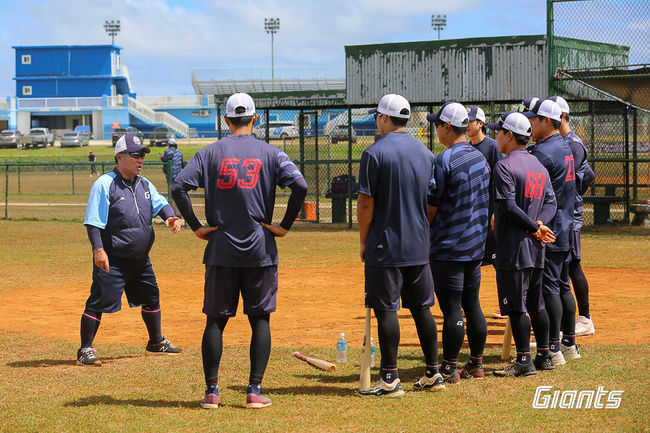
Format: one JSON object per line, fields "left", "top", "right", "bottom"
{"left": 436, "top": 287, "right": 487, "bottom": 362}
{"left": 374, "top": 307, "right": 439, "bottom": 369}
{"left": 202, "top": 314, "right": 271, "bottom": 386}
{"left": 569, "top": 259, "right": 590, "bottom": 318}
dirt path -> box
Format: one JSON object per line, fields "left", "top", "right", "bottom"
{"left": 0, "top": 267, "right": 647, "bottom": 350}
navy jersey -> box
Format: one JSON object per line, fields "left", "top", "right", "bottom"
{"left": 84, "top": 169, "right": 171, "bottom": 260}
{"left": 528, "top": 133, "right": 576, "bottom": 252}
{"left": 564, "top": 131, "right": 595, "bottom": 230}
{"left": 358, "top": 132, "right": 435, "bottom": 267}
{"left": 428, "top": 142, "right": 491, "bottom": 261}
{"left": 173, "top": 134, "right": 304, "bottom": 267}
{"left": 472, "top": 136, "right": 504, "bottom": 218}
{"left": 493, "top": 149, "right": 557, "bottom": 270}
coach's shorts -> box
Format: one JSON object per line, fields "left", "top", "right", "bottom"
{"left": 542, "top": 251, "right": 571, "bottom": 297}
{"left": 204, "top": 265, "right": 278, "bottom": 317}
{"left": 365, "top": 264, "right": 434, "bottom": 311}
{"left": 430, "top": 259, "right": 482, "bottom": 293}
{"left": 85, "top": 256, "right": 160, "bottom": 313}
{"left": 496, "top": 268, "right": 545, "bottom": 315}
{"left": 568, "top": 229, "right": 581, "bottom": 262}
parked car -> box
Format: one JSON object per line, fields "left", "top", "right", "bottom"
{"left": 252, "top": 121, "right": 298, "bottom": 140}
{"left": 0, "top": 130, "right": 22, "bottom": 148}
{"left": 74, "top": 125, "right": 93, "bottom": 139}
{"left": 111, "top": 128, "right": 127, "bottom": 146}
{"left": 23, "top": 128, "right": 54, "bottom": 148}
{"left": 60, "top": 131, "right": 90, "bottom": 148}
{"left": 329, "top": 124, "right": 357, "bottom": 144}
{"left": 150, "top": 126, "right": 173, "bottom": 147}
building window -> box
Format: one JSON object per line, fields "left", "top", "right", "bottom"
{"left": 22, "top": 86, "right": 32, "bottom": 96}
{"left": 21, "top": 55, "right": 31, "bottom": 64}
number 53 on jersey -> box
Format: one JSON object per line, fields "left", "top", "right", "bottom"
{"left": 217, "top": 158, "right": 263, "bottom": 189}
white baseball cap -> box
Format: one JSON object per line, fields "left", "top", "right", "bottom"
{"left": 467, "top": 106, "right": 486, "bottom": 123}
{"left": 487, "top": 111, "right": 532, "bottom": 137}
{"left": 427, "top": 102, "right": 470, "bottom": 127}
{"left": 368, "top": 94, "right": 411, "bottom": 119}
{"left": 226, "top": 92, "right": 255, "bottom": 118}
{"left": 548, "top": 95, "right": 570, "bottom": 114}
{"left": 522, "top": 99, "right": 563, "bottom": 122}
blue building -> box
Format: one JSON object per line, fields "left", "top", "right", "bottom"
{"left": 9, "top": 45, "right": 192, "bottom": 139}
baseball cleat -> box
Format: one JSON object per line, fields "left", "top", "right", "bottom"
{"left": 413, "top": 373, "right": 446, "bottom": 391}
{"left": 493, "top": 362, "right": 537, "bottom": 377}
{"left": 441, "top": 369, "right": 461, "bottom": 384}
{"left": 459, "top": 362, "right": 485, "bottom": 379}
{"left": 201, "top": 392, "right": 220, "bottom": 409}
{"left": 358, "top": 378, "right": 405, "bottom": 398}
{"left": 533, "top": 354, "right": 556, "bottom": 371}
{"left": 560, "top": 343, "right": 582, "bottom": 361}
{"left": 246, "top": 393, "right": 272, "bottom": 409}
{"left": 145, "top": 336, "right": 183, "bottom": 355}
{"left": 549, "top": 350, "right": 566, "bottom": 366}
{"left": 491, "top": 308, "right": 507, "bottom": 319}
{"left": 77, "top": 347, "right": 102, "bottom": 367}
{"left": 575, "top": 316, "right": 595, "bottom": 336}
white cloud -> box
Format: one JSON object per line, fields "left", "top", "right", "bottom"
{"left": 629, "top": 19, "right": 650, "bottom": 32}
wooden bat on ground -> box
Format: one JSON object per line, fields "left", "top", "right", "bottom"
{"left": 293, "top": 352, "right": 337, "bottom": 372}
{"left": 501, "top": 316, "right": 513, "bottom": 361}
{"left": 359, "top": 307, "right": 372, "bottom": 390}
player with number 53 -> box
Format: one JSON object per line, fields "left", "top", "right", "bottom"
{"left": 172, "top": 93, "right": 307, "bottom": 409}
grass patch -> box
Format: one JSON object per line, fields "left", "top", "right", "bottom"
{"left": 0, "top": 332, "right": 647, "bottom": 433}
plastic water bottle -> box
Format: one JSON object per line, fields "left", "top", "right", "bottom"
{"left": 370, "top": 337, "right": 376, "bottom": 368}
{"left": 336, "top": 333, "right": 347, "bottom": 363}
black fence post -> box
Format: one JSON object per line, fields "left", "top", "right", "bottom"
{"left": 314, "top": 110, "right": 320, "bottom": 222}
{"left": 347, "top": 108, "right": 353, "bottom": 227}
{"left": 217, "top": 103, "right": 222, "bottom": 140}
{"left": 4, "top": 164, "right": 8, "bottom": 219}
{"left": 624, "top": 110, "right": 630, "bottom": 223}
{"left": 589, "top": 101, "right": 596, "bottom": 195}
{"left": 632, "top": 108, "right": 638, "bottom": 201}
{"left": 299, "top": 110, "right": 306, "bottom": 219}
{"left": 428, "top": 104, "right": 434, "bottom": 152}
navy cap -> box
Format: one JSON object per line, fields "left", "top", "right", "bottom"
{"left": 467, "top": 106, "right": 486, "bottom": 122}
{"left": 114, "top": 134, "right": 150, "bottom": 155}
{"left": 520, "top": 97, "right": 539, "bottom": 112}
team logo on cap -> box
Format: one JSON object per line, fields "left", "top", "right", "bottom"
{"left": 133, "top": 136, "right": 141, "bottom": 146}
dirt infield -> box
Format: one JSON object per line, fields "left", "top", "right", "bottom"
{"left": 0, "top": 266, "right": 647, "bottom": 351}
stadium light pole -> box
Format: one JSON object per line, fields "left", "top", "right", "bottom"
{"left": 431, "top": 14, "right": 447, "bottom": 40}
{"left": 104, "top": 19, "right": 121, "bottom": 45}
{"left": 264, "top": 18, "right": 280, "bottom": 90}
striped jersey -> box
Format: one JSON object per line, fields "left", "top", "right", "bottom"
{"left": 428, "top": 141, "right": 491, "bottom": 261}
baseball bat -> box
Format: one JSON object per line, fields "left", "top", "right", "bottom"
{"left": 359, "top": 307, "right": 372, "bottom": 390}
{"left": 293, "top": 352, "right": 337, "bottom": 372}
{"left": 501, "top": 317, "right": 513, "bottom": 361}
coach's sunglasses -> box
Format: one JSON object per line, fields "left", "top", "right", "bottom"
{"left": 120, "top": 151, "right": 147, "bottom": 159}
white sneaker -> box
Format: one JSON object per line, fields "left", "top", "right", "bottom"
{"left": 550, "top": 350, "right": 566, "bottom": 366}
{"left": 561, "top": 344, "right": 582, "bottom": 361}
{"left": 575, "top": 316, "right": 595, "bottom": 336}
{"left": 358, "top": 378, "right": 405, "bottom": 398}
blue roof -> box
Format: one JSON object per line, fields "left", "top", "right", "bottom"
{"left": 13, "top": 45, "right": 122, "bottom": 50}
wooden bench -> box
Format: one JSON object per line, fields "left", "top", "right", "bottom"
{"left": 629, "top": 203, "right": 650, "bottom": 227}
{"left": 583, "top": 195, "right": 624, "bottom": 225}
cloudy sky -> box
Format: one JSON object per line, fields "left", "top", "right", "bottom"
{"left": 0, "top": 0, "right": 647, "bottom": 97}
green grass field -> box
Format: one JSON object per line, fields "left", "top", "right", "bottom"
{"left": 0, "top": 221, "right": 648, "bottom": 432}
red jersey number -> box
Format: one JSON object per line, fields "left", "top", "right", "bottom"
{"left": 565, "top": 155, "right": 576, "bottom": 182}
{"left": 525, "top": 171, "right": 546, "bottom": 199}
{"left": 217, "top": 158, "right": 262, "bottom": 189}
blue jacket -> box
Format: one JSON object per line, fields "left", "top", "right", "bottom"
{"left": 84, "top": 169, "right": 172, "bottom": 260}
{"left": 161, "top": 147, "right": 184, "bottom": 180}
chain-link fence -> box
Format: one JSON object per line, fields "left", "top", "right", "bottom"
{"left": 550, "top": 0, "right": 650, "bottom": 224}
{"left": 2, "top": 101, "right": 648, "bottom": 225}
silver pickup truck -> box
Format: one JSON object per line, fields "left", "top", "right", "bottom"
{"left": 23, "top": 128, "right": 54, "bottom": 148}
